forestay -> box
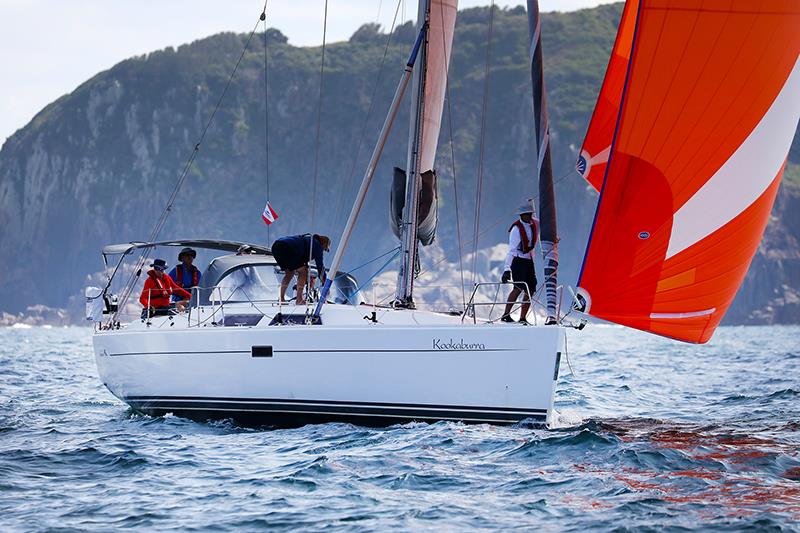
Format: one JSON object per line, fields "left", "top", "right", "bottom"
{"left": 577, "top": 0, "right": 800, "bottom": 343}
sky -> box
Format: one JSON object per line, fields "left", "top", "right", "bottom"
{"left": 0, "top": 0, "right": 616, "bottom": 145}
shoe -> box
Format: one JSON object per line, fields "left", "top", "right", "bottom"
{"left": 545, "top": 316, "right": 558, "bottom": 326}
{"left": 518, "top": 318, "right": 530, "bottom": 326}
{"left": 500, "top": 314, "right": 514, "bottom": 323}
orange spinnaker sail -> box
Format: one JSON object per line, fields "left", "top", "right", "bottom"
{"left": 577, "top": 0, "right": 639, "bottom": 191}
{"left": 577, "top": 0, "right": 800, "bottom": 343}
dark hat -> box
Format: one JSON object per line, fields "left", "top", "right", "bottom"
{"left": 150, "top": 258, "right": 168, "bottom": 271}
{"left": 178, "top": 247, "right": 197, "bottom": 261}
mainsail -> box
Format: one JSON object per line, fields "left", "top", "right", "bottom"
{"left": 577, "top": 0, "right": 800, "bottom": 343}
{"left": 394, "top": 0, "right": 457, "bottom": 248}
{"left": 395, "top": 0, "right": 457, "bottom": 304}
{"left": 419, "top": 0, "right": 457, "bottom": 176}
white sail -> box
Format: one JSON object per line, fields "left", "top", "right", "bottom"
{"left": 418, "top": 0, "right": 458, "bottom": 173}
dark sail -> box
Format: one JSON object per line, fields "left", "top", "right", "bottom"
{"left": 390, "top": 167, "right": 438, "bottom": 245}
{"left": 527, "top": 0, "right": 558, "bottom": 321}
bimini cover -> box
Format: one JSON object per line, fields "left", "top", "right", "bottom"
{"left": 389, "top": 168, "right": 438, "bottom": 246}
{"left": 577, "top": 0, "right": 800, "bottom": 344}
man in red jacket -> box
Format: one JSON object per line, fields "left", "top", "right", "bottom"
{"left": 139, "top": 258, "right": 191, "bottom": 317}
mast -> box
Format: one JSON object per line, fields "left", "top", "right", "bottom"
{"left": 527, "top": 0, "right": 559, "bottom": 323}
{"left": 314, "top": 28, "right": 427, "bottom": 317}
{"left": 394, "top": 0, "right": 431, "bottom": 308}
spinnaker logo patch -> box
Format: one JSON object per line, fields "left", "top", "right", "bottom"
{"left": 433, "top": 338, "right": 486, "bottom": 351}
{"left": 576, "top": 154, "right": 588, "bottom": 176}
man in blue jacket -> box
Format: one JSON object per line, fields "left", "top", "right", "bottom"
{"left": 272, "top": 234, "right": 331, "bottom": 305}
{"left": 169, "top": 247, "right": 202, "bottom": 302}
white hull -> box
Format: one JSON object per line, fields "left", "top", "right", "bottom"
{"left": 93, "top": 304, "right": 564, "bottom": 427}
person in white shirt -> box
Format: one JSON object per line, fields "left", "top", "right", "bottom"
{"left": 500, "top": 201, "right": 539, "bottom": 324}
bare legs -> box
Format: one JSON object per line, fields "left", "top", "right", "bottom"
{"left": 502, "top": 286, "right": 531, "bottom": 322}
{"left": 280, "top": 270, "right": 293, "bottom": 302}
{"left": 280, "top": 266, "right": 309, "bottom": 305}
{"left": 295, "top": 267, "right": 308, "bottom": 305}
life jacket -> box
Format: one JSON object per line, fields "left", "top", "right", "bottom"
{"left": 145, "top": 271, "right": 172, "bottom": 307}
{"left": 174, "top": 264, "right": 200, "bottom": 288}
{"left": 508, "top": 219, "right": 538, "bottom": 254}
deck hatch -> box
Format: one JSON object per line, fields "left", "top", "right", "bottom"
{"left": 223, "top": 314, "right": 263, "bottom": 327}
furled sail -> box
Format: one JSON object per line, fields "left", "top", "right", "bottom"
{"left": 390, "top": 167, "right": 438, "bottom": 245}
{"left": 527, "top": 0, "right": 559, "bottom": 321}
{"left": 576, "top": 0, "right": 639, "bottom": 191}
{"left": 577, "top": 0, "right": 800, "bottom": 343}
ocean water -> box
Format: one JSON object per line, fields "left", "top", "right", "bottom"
{"left": 0, "top": 325, "right": 798, "bottom": 531}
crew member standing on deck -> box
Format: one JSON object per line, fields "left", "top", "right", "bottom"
{"left": 168, "top": 247, "right": 202, "bottom": 301}
{"left": 272, "top": 234, "right": 331, "bottom": 305}
{"left": 500, "top": 201, "right": 539, "bottom": 325}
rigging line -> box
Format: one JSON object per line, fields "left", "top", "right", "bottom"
{"left": 334, "top": 0, "right": 403, "bottom": 229}
{"left": 115, "top": 6, "right": 268, "bottom": 315}
{"left": 470, "top": 0, "right": 495, "bottom": 290}
{"left": 262, "top": 3, "right": 271, "bottom": 244}
{"left": 416, "top": 167, "right": 576, "bottom": 282}
{"left": 350, "top": 249, "right": 402, "bottom": 300}
{"left": 261, "top": 1, "right": 271, "bottom": 244}
{"left": 439, "top": 0, "right": 466, "bottom": 311}
{"left": 340, "top": 246, "right": 402, "bottom": 276}
{"left": 311, "top": 0, "right": 329, "bottom": 229}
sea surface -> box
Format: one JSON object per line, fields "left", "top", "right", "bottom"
{"left": 1, "top": 325, "right": 798, "bottom": 531}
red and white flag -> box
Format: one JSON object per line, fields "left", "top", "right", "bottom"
{"left": 262, "top": 201, "right": 278, "bottom": 225}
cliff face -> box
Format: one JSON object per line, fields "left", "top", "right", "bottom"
{"left": 0, "top": 4, "right": 798, "bottom": 324}
{"left": 726, "top": 179, "right": 800, "bottom": 325}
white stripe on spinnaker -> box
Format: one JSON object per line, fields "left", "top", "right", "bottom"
{"left": 650, "top": 308, "right": 715, "bottom": 320}
{"left": 666, "top": 57, "right": 800, "bottom": 259}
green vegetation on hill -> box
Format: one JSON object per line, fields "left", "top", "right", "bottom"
{"left": 0, "top": 3, "right": 798, "bottom": 325}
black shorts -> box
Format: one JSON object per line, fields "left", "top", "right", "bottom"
{"left": 510, "top": 257, "right": 537, "bottom": 294}
{"left": 272, "top": 240, "right": 305, "bottom": 272}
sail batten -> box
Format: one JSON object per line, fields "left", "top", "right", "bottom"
{"left": 577, "top": 0, "right": 800, "bottom": 344}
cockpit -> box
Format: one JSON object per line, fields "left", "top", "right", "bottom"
{"left": 92, "top": 239, "right": 364, "bottom": 324}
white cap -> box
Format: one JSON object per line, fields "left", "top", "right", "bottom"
{"left": 517, "top": 199, "right": 534, "bottom": 215}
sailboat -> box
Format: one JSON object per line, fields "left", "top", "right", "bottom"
{"left": 89, "top": 0, "right": 564, "bottom": 427}
{"left": 88, "top": 0, "right": 800, "bottom": 427}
